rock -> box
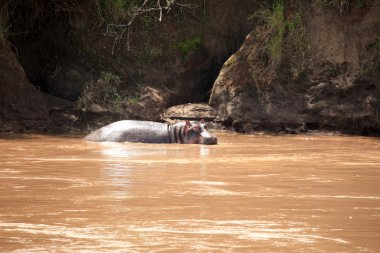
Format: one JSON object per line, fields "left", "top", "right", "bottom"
{"left": 0, "top": 38, "right": 48, "bottom": 122}
{"left": 163, "top": 103, "right": 217, "bottom": 120}
{"left": 124, "top": 87, "right": 167, "bottom": 122}
{"left": 209, "top": 2, "right": 380, "bottom": 135}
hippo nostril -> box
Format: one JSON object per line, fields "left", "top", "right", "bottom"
{"left": 203, "top": 136, "right": 218, "bottom": 145}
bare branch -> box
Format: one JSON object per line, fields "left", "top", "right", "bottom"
{"left": 157, "top": 0, "right": 162, "bottom": 22}
{"left": 127, "top": 0, "right": 149, "bottom": 26}
{"left": 105, "top": 0, "right": 194, "bottom": 55}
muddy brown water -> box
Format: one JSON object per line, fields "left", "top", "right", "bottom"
{"left": 0, "top": 132, "right": 380, "bottom": 252}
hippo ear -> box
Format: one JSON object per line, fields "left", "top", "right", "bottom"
{"left": 200, "top": 119, "right": 205, "bottom": 124}
{"left": 184, "top": 120, "right": 192, "bottom": 133}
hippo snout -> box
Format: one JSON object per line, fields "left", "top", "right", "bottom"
{"left": 201, "top": 135, "right": 218, "bottom": 145}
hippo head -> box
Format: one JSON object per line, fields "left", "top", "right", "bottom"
{"left": 183, "top": 120, "right": 218, "bottom": 145}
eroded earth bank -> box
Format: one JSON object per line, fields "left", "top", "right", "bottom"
{"left": 0, "top": 0, "right": 379, "bottom": 135}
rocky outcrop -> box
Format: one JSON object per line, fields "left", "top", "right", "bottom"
{"left": 163, "top": 103, "right": 217, "bottom": 121}
{"left": 123, "top": 87, "right": 167, "bottom": 122}
{"left": 0, "top": 38, "right": 49, "bottom": 131}
{"left": 304, "top": 78, "right": 380, "bottom": 134}
{"left": 0, "top": 37, "right": 79, "bottom": 133}
{"left": 209, "top": 2, "right": 380, "bottom": 135}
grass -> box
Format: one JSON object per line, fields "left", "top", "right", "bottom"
{"left": 224, "top": 55, "right": 237, "bottom": 68}
{"left": 95, "top": 0, "right": 194, "bottom": 26}
{"left": 96, "top": 0, "right": 139, "bottom": 24}
{"left": 0, "top": 0, "right": 82, "bottom": 33}
{"left": 176, "top": 35, "right": 202, "bottom": 56}
{"left": 244, "top": 0, "right": 307, "bottom": 99}
{"left": 140, "top": 15, "right": 153, "bottom": 31}
{"left": 133, "top": 47, "right": 163, "bottom": 63}
{"left": 360, "top": 35, "right": 380, "bottom": 76}
{"left": 77, "top": 70, "right": 145, "bottom": 113}
{"left": 249, "top": 0, "right": 301, "bottom": 66}
{"left": 267, "top": 1, "right": 286, "bottom": 63}
{"left": 98, "top": 71, "right": 121, "bottom": 100}
{"left": 77, "top": 71, "right": 124, "bottom": 113}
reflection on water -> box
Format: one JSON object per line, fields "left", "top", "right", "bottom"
{"left": 0, "top": 133, "right": 380, "bottom": 252}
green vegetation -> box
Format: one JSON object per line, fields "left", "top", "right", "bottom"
{"left": 96, "top": 0, "right": 139, "bottom": 24}
{"left": 225, "top": 55, "right": 237, "bottom": 68}
{"left": 266, "top": 1, "right": 286, "bottom": 64}
{"left": 249, "top": 0, "right": 302, "bottom": 66}
{"left": 140, "top": 15, "right": 153, "bottom": 31}
{"left": 77, "top": 70, "right": 146, "bottom": 113}
{"left": 95, "top": 0, "right": 192, "bottom": 26}
{"left": 176, "top": 35, "right": 202, "bottom": 56}
{"left": 133, "top": 47, "right": 163, "bottom": 63}
{"left": 0, "top": 0, "right": 82, "bottom": 35}
{"left": 360, "top": 35, "right": 380, "bottom": 76}
{"left": 95, "top": 0, "right": 200, "bottom": 56}
{"left": 98, "top": 71, "right": 121, "bottom": 101}
{"left": 77, "top": 71, "right": 124, "bottom": 113}
{"left": 244, "top": 0, "right": 307, "bottom": 101}
{"left": 126, "top": 95, "right": 140, "bottom": 104}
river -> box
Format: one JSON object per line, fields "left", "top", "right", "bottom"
{"left": 0, "top": 132, "right": 379, "bottom": 252}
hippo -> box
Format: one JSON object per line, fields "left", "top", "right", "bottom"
{"left": 84, "top": 119, "right": 218, "bottom": 145}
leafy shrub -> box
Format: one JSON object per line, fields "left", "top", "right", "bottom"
{"left": 133, "top": 47, "right": 163, "bottom": 63}
{"left": 96, "top": 0, "right": 139, "bottom": 24}
{"left": 78, "top": 71, "right": 123, "bottom": 113}
{"left": 360, "top": 35, "right": 380, "bottom": 76}
{"left": 249, "top": 0, "right": 301, "bottom": 66}
{"left": 176, "top": 36, "right": 202, "bottom": 55}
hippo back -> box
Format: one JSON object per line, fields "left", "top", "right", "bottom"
{"left": 84, "top": 120, "right": 170, "bottom": 143}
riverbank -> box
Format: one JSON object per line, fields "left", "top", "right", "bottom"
{"left": 1, "top": 0, "right": 379, "bottom": 136}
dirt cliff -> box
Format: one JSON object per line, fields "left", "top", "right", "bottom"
{"left": 0, "top": 38, "right": 48, "bottom": 131}
{"left": 209, "top": 0, "right": 380, "bottom": 135}
{"left": 0, "top": 0, "right": 379, "bottom": 135}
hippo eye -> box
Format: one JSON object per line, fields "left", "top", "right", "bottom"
{"left": 193, "top": 125, "right": 200, "bottom": 132}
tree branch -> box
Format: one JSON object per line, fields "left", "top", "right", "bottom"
{"left": 105, "top": 0, "right": 194, "bottom": 55}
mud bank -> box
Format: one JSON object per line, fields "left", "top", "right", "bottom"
{"left": 0, "top": 0, "right": 379, "bottom": 135}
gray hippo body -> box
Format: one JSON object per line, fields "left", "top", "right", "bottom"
{"left": 84, "top": 120, "right": 217, "bottom": 145}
